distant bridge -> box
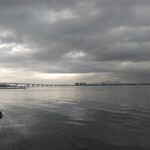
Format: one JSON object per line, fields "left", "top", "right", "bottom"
{"left": 0, "top": 82, "right": 73, "bottom": 89}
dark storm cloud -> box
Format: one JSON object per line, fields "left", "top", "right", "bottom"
{"left": 0, "top": 0, "right": 150, "bottom": 82}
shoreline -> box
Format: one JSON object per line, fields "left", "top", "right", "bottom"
{"left": 0, "top": 87, "right": 26, "bottom": 89}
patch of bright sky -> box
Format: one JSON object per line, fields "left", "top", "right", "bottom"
{"left": 0, "top": 30, "right": 13, "bottom": 38}
{"left": 0, "top": 68, "right": 22, "bottom": 82}
{"left": 44, "top": 9, "right": 79, "bottom": 23}
{"left": 0, "top": 30, "right": 30, "bottom": 53}
{"left": 11, "top": 44, "right": 30, "bottom": 53}
{"left": 0, "top": 43, "right": 30, "bottom": 53}
{"left": 34, "top": 73, "right": 77, "bottom": 80}
{"left": 65, "top": 51, "right": 87, "bottom": 59}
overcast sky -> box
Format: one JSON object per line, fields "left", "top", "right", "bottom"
{"left": 0, "top": 0, "right": 150, "bottom": 84}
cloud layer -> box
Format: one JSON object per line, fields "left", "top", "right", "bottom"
{"left": 0, "top": 0, "right": 150, "bottom": 83}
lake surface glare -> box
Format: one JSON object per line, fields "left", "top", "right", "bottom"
{"left": 0, "top": 86, "right": 150, "bottom": 150}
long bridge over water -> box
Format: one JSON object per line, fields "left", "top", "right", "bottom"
{"left": 1, "top": 82, "right": 150, "bottom": 89}
{"left": 0, "top": 82, "right": 73, "bottom": 89}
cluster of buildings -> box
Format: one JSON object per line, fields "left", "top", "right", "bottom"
{"left": 75, "top": 82, "right": 87, "bottom": 86}
{"left": 75, "top": 81, "right": 150, "bottom": 86}
{"left": 0, "top": 83, "right": 26, "bottom": 89}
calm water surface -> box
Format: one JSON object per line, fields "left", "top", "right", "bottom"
{"left": 0, "top": 86, "right": 150, "bottom": 150}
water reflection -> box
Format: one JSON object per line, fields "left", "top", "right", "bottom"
{"left": 0, "top": 86, "right": 150, "bottom": 149}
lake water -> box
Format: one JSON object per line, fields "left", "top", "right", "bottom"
{"left": 0, "top": 86, "right": 150, "bottom": 150}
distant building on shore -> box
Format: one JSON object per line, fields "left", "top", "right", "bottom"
{"left": 75, "top": 82, "right": 87, "bottom": 86}
{"left": 0, "top": 83, "right": 9, "bottom": 87}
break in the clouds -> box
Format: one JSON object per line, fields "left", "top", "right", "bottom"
{"left": 0, "top": 0, "right": 150, "bottom": 83}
